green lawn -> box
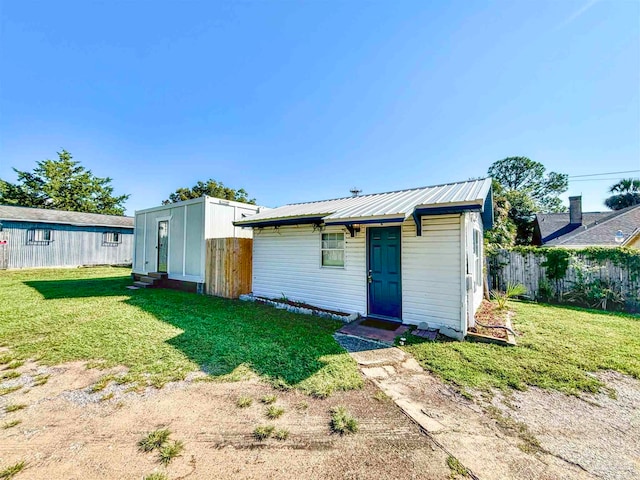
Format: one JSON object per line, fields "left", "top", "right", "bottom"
{"left": 403, "top": 301, "right": 640, "bottom": 395}
{"left": 0, "top": 267, "right": 362, "bottom": 397}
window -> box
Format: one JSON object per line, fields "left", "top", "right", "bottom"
{"left": 103, "top": 231, "right": 121, "bottom": 245}
{"left": 27, "top": 229, "right": 52, "bottom": 245}
{"left": 473, "top": 229, "right": 482, "bottom": 288}
{"left": 321, "top": 232, "right": 344, "bottom": 267}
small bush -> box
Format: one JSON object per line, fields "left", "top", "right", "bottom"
{"left": 253, "top": 425, "right": 275, "bottom": 440}
{"left": 260, "top": 394, "right": 277, "bottom": 404}
{"left": 0, "top": 460, "right": 26, "bottom": 479}
{"left": 491, "top": 282, "right": 526, "bottom": 309}
{"left": 5, "top": 404, "right": 26, "bottom": 413}
{"left": 138, "top": 429, "right": 171, "bottom": 453}
{"left": 158, "top": 440, "right": 184, "bottom": 465}
{"left": 329, "top": 406, "right": 359, "bottom": 435}
{"left": 265, "top": 405, "right": 284, "bottom": 419}
{"left": 273, "top": 428, "right": 289, "bottom": 440}
{"left": 236, "top": 395, "right": 253, "bottom": 408}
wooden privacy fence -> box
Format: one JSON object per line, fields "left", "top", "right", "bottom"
{"left": 205, "top": 237, "right": 252, "bottom": 299}
{"left": 489, "top": 249, "right": 640, "bottom": 312}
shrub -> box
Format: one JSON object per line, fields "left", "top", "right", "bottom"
{"left": 329, "top": 406, "right": 359, "bottom": 435}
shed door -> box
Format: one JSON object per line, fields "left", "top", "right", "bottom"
{"left": 0, "top": 231, "right": 7, "bottom": 270}
{"left": 367, "top": 226, "right": 401, "bottom": 320}
{"left": 157, "top": 220, "right": 169, "bottom": 273}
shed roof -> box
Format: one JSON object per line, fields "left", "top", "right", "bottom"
{"left": 544, "top": 204, "right": 640, "bottom": 247}
{"left": 0, "top": 205, "right": 134, "bottom": 228}
{"left": 235, "top": 178, "right": 492, "bottom": 227}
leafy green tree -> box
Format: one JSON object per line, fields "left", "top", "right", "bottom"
{"left": 487, "top": 157, "right": 568, "bottom": 245}
{"left": 163, "top": 179, "right": 256, "bottom": 205}
{"left": 0, "top": 150, "right": 129, "bottom": 215}
{"left": 604, "top": 178, "right": 640, "bottom": 210}
{"left": 484, "top": 180, "right": 516, "bottom": 251}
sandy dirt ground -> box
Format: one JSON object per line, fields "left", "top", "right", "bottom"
{"left": 0, "top": 359, "right": 452, "bottom": 480}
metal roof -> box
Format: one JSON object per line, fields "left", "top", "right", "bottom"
{"left": 0, "top": 205, "right": 134, "bottom": 228}
{"left": 236, "top": 178, "right": 492, "bottom": 226}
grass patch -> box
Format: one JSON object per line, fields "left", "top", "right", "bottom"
{"left": 373, "top": 390, "right": 391, "bottom": 402}
{"left": 273, "top": 428, "right": 289, "bottom": 440}
{"left": 0, "top": 354, "right": 13, "bottom": 365}
{"left": 329, "top": 406, "right": 359, "bottom": 435}
{"left": 0, "top": 268, "right": 362, "bottom": 396}
{"left": 253, "top": 425, "right": 275, "bottom": 440}
{"left": 236, "top": 395, "right": 253, "bottom": 408}
{"left": 0, "top": 385, "right": 21, "bottom": 396}
{"left": 0, "top": 461, "right": 25, "bottom": 479}
{"left": 158, "top": 440, "right": 184, "bottom": 465}
{"left": 446, "top": 455, "right": 468, "bottom": 477}
{"left": 402, "top": 301, "right": 640, "bottom": 395}
{"left": 4, "top": 360, "right": 24, "bottom": 370}
{"left": 100, "top": 392, "right": 114, "bottom": 402}
{"left": 143, "top": 474, "right": 168, "bottom": 480}
{"left": 260, "top": 394, "right": 277, "bottom": 404}
{"left": 138, "top": 429, "right": 171, "bottom": 453}
{"left": 2, "top": 420, "right": 21, "bottom": 429}
{"left": 0, "top": 371, "right": 20, "bottom": 381}
{"left": 4, "top": 404, "right": 26, "bottom": 413}
{"left": 265, "top": 405, "right": 285, "bottom": 419}
{"left": 32, "top": 374, "right": 49, "bottom": 386}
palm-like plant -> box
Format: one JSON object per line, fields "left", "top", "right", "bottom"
{"left": 604, "top": 178, "right": 640, "bottom": 211}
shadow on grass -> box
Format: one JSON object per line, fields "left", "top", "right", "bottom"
{"left": 24, "top": 276, "right": 361, "bottom": 396}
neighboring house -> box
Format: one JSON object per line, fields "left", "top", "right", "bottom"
{"left": 235, "top": 178, "right": 493, "bottom": 340}
{"left": 533, "top": 196, "right": 640, "bottom": 248}
{"left": 0, "top": 205, "right": 133, "bottom": 269}
{"left": 132, "top": 196, "right": 263, "bottom": 289}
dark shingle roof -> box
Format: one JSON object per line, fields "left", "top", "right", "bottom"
{"left": 535, "top": 212, "right": 611, "bottom": 244}
{"left": 0, "top": 205, "right": 134, "bottom": 228}
{"left": 540, "top": 204, "right": 640, "bottom": 247}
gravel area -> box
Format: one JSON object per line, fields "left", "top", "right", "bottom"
{"left": 491, "top": 371, "right": 640, "bottom": 480}
{"left": 333, "top": 333, "right": 390, "bottom": 352}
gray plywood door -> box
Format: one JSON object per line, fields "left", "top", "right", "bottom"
{"left": 157, "top": 220, "right": 169, "bottom": 273}
{"left": 0, "top": 231, "right": 7, "bottom": 270}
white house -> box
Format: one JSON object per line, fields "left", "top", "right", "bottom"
{"left": 235, "top": 178, "right": 493, "bottom": 339}
{"left": 132, "top": 196, "right": 262, "bottom": 289}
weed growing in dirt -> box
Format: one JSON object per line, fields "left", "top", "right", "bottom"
{"left": 236, "top": 395, "right": 253, "bottom": 408}
{"left": 265, "top": 405, "right": 284, "bottom": 419}
{"left": 4, "top": 404, "right": 26, "bottom": 413}
{"left": 446, "top": 455, "right": 468, "bottom": 477}
{"left": 373, "top": 390, "right": 390, "bottom": 402}
{"left": 253, "top": 425, "right": 275, "bottom": 440}
{"left": 260, "top": 394, "right": 277, "bottom": 404}
{"left": 159, "top": 440, "right": 184, "bottom": 465}
{"left": 330, "top": 406, "right": 359, "bottom": 435}
{"left": 100, "top": 392, "right": 115, "bottom": 402}
{"left": 0, "top": 460, "right": 25, "bottom": 479}
{"left": 143, "top": 474, "right": 168, "bottom": 480}
{"left": 486, "top": 406, "right": 542, "bottom": 454}
{"left": 138, "top": 429, "right": 171, "bottom": 453}
{"left": 32, "top": 374, "right": 49, "bottom": 386}
{"left": 0, "top": 386, "right": 21, "bottom": 396}
{"left": 295, "top": 401, "right": 309, "bottom": 410}
{"left": 274, "top": 428, "right": 289, "bottom": 440}
{"left": 0, "top": 354, "right": 13, "bottom": 365}
{"left": 0, "top": 371, "right": 20, "bottom": 381}
{"left": 4, "top": 360, "right": 24, "bottom": 370}
{"left": 2, "top": 420, "right": 21, "bottom": 429}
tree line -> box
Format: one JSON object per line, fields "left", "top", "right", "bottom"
{"left": 0, "top": 150, "right": 637, "bottom": 248}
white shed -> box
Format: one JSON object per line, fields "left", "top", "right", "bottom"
{"left": 133, "top": 196, "right": 262, "bottom": 288}
{"left": 235, "top": 178, "right": 493, "bottom": 339}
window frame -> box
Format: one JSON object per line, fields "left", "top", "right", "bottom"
{"left": 102, "top": 231, "right": 122, "bottom": 246}
{"left": 27, "top": 228, "right": 53, "bottom": 245}
{"left": 320, "top": 232, "right": 345, "bottom": 268}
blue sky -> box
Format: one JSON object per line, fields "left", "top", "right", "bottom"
{"left": 1, "top": 0, "right": 638, "bottom": 215}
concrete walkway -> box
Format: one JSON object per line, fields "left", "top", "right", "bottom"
{"left": 336, "top": 336, "right": 594, "bottom": 480}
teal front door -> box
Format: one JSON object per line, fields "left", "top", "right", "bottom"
{"left": 367, "top": 226, "right": 401, "bottom": 320}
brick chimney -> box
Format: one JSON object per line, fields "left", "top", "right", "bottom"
{"left": 569, "top": 196, "right": 583, "bottom": 225}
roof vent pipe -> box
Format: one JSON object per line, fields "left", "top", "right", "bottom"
{"left": 569, "top": 196, "right": 583, "bottom": 225}
{"left": 350, "top": 187, "right": 362, "bottom": 197}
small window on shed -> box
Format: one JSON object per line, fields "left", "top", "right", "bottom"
{"left": 103, "top": 231, "right": 121, "bottom": 245}
{"left": 27, "top": 229, "right": 52, "bottom": 245}
{"left": 321, "top": 232, "right": 345, "bottom": 267}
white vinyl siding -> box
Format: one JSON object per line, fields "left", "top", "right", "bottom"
{"left": 252, "top": 225, "right": 366, "bottom": 314}
{"left": 401, "top": 215, "right": 463, "bottom": 332}
{"left": 466, "top": 212, "right": 484, "bottom": 313}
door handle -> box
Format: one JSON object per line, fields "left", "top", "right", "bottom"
{"left": 367, "top": 270, "right": 373, "bottom": 284}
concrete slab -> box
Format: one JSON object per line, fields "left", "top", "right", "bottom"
{"left": 349, "top": 347, "right": 407, "bottom": 366}
{"left": 361, "top": 366, "right": 390, "bottom": 379}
